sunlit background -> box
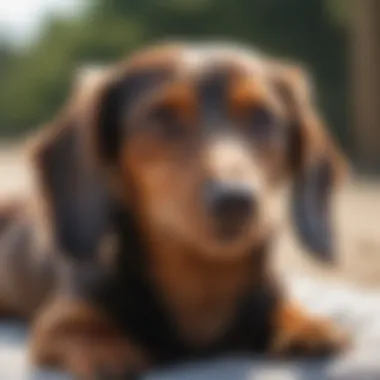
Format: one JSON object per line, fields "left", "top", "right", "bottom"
{"left": 0, "top": 0, "right": 349, "bottom": 143}
{"left": 0, "top": 0, "right": 377, "bottom": 171}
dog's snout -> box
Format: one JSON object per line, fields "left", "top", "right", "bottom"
{"left": 205, "top": 180, "right": 256, "bottom": 222}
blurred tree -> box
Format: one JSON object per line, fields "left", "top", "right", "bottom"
{"left": 0, "top": 0, "right": 349, "bottom": 157}
{"left": 0, "top": 41, "right": 13, "bottom": 79}
{"left": 351, "top": 0, "right": 380, "bottom": 172}
{"left": 0, "top": 41, "right": 14, "bottom": 103}
{"left": 326, "top": 0, "right": 351, "bottom": 27}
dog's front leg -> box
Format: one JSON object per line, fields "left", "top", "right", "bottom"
{"left": 268, "top": 299, "right": 350, "bottom": 357}
{"left": 29, "top": 298, "right": 149, "bottom": 379}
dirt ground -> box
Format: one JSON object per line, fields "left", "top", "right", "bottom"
{"left": 1, "top": 141, "right": 380, "bottom": 289}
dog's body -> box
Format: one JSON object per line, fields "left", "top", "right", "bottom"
{"left": 0, "top": 200, "right": 56, "bottom": 317}
{"left": 0, "top": 42, "right": 348, "bottom": 379}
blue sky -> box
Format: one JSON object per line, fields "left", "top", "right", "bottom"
{"left": 0, "top": 0, "right": 83, "bottom": 45}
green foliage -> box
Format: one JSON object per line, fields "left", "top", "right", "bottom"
{"left": 326, "top": 0, "right": 352, "bottom": 28}
{"left": 0, "top": 0, "right": 349, "bottom": 149}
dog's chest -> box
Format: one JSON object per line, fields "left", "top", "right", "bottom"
{"left": 149, "top": 248, "right": 253, "bottom": 347}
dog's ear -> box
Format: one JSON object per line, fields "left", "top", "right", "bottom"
{"left": 30, "top": 68, "right": 112, "bottom": 260}
{"left": 30, "top": 62, "right": 170, "bottom": 261}
{"left": 270, "top": 62, "right": 348, "bottom": 263}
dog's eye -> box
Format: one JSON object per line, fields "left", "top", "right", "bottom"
{"left": 246, "top": 106, "right": 280, "bottom": 141}
{"left": 149, "top": 106, "right": 184, "bottom": 141}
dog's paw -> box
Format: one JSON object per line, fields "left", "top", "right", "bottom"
{"left": 269, "top": 302, "right": 351, "bottom": 357}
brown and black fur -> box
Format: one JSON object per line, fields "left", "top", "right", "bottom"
{"left": 0, "top": 42, "right": 349, "bottom": 379}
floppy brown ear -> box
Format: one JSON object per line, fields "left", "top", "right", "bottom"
{"left": 271, "top": 63, "right": 348, "bottom": 263}
{"left": 29, "top": 69, "right": 112, "bottom": 260}
{"left": 30, "top": 61, "right": 170, "bottom": 261}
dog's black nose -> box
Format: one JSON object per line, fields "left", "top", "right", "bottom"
{"left": 205, "top": 180, "right": 256, "bottom": 223}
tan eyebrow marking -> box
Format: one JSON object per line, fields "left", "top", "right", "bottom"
{"left": 229, "top": 76, "right": 286, "bottom": 120}
{"left": 150, "top": 81, "right": 198, "bottom": 124}
{"left": 229, "top": 77, "right": 269, "bottom": 119}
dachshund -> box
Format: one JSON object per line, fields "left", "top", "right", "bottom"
{"left": 0, "top": 42, "right": 349, "bottom": 379}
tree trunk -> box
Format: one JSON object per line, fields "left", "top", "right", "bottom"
{"left": 351, "top": 0, "right": 380, "bottom": 172}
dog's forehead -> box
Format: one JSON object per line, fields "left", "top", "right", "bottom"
{"left": 112, "top": 43, "right": 276, "bottom": 117}
{"left": 179, "top": 43, "right": 266, "bottom": 76}
{"left": 126, "top": 43, "right": 267, "bottom": 78}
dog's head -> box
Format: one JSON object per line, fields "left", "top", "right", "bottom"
{"left": 83, "top": 42, "right": 346, "bottom": 262}
{"left": 33, "top": 42, "right": 347, "bottom": 263}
